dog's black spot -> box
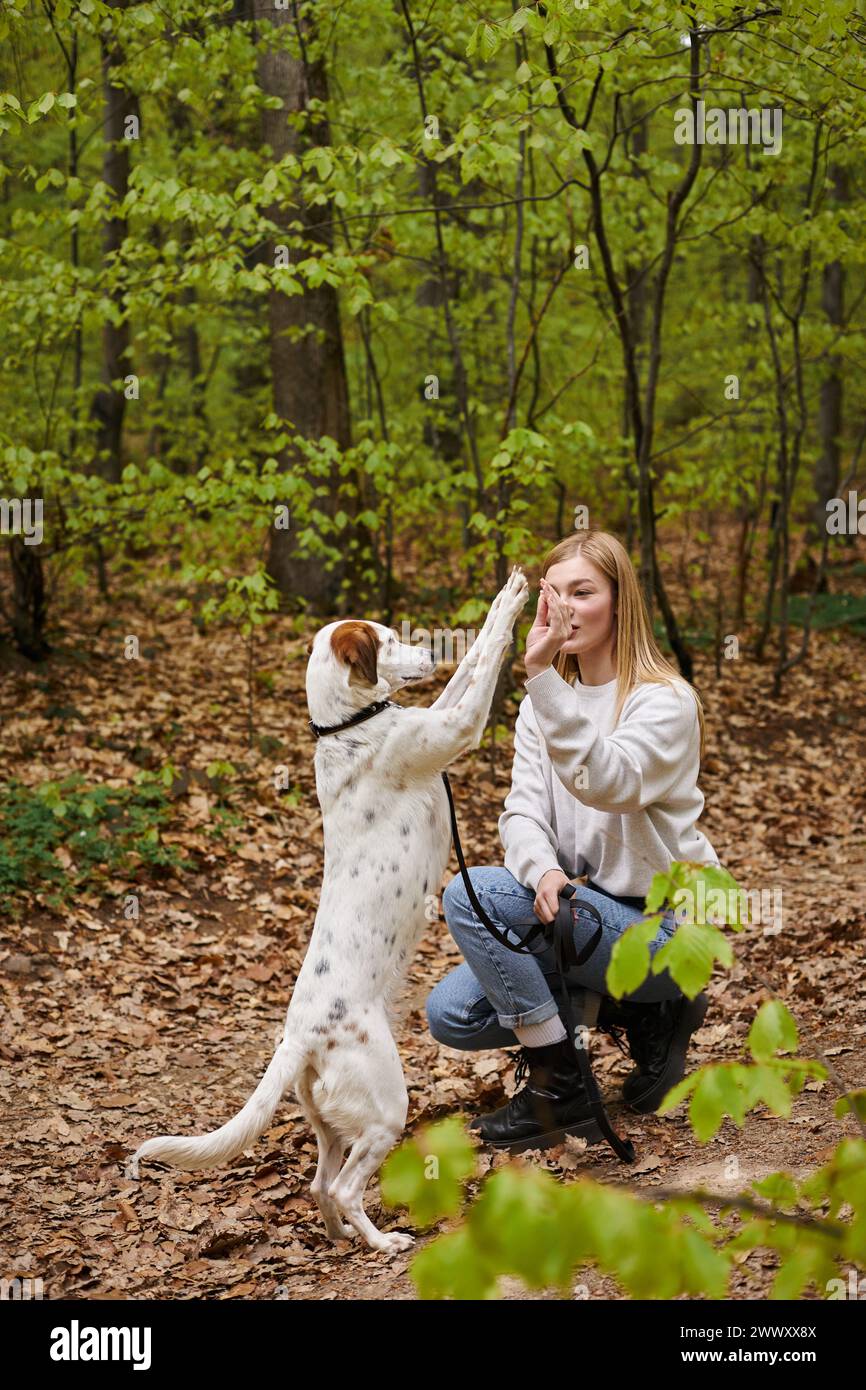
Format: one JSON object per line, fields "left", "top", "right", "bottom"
{"left": 329, "top": 997, "right": 347, "bottom": 1021}
{"left": 350, "top": 867, "right": 359, "bottom": 878}
{"left": 388, "top": 932, "right": 396, "bottom": 946}
{"left": 412, "top": 898, "right": 419, "bottom": 910}
{"left": 378, "top": 862, "right": 385, "bottom": 873}
{"left": 400, "top": 822, "right": 410, "bottom": 837}
{"left": 323, "top": 930, "right": 333, "bottom": 944}
{"left": 395, "top": 887, "right": 402, "bottom": 898}
{"left": 423, "top": 878, "right": 428, "bottom": 892}
{"left": 391, "top": 861, "right": 399, "bottom": 873}
{"left": 312, "top": 1024, "right": 329, "bottom": 1035}
{"left": 365, "top": 809, "right": 375, "bottom": 823}
{"left": 314, "top": 958, "right": 330, "bottom": 975}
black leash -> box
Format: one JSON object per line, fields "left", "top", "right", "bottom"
{"left": 310, "top": 697, "right": 636, "bottom": 1163}
{"left": 440, "top": 769, "right": 635, "bottom": 1164}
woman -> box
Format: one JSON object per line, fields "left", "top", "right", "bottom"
{"left": 425, "top": 529, "right": 722, "bottom": 1152}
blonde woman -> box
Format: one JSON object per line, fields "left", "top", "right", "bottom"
{"left": 426, "top": 529, "right": 722, "bottom": 1152}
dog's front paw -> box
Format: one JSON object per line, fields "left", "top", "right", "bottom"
{"left": 495, "top": 566, "right": 529, "bottom": 628}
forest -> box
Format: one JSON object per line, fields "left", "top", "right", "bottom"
{"left": 1, "top": 0, "right": 865, "bottom": 1314}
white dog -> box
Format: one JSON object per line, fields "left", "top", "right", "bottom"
{"left": 128, "top": 567, "right": 529, "bottom": 1252}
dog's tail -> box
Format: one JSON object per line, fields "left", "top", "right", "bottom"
{"left": 126, "top": 1034, "right": 306, "bottom": 1177}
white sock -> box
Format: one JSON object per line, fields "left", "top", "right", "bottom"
{"left": 513, "top": 1014, "right": 567, "bottom": 1047}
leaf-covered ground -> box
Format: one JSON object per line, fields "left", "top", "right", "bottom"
{"left": 2, "top": 553, "right": 865, "bottom": 1301}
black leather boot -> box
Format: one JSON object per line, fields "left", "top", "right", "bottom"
{"left": 468, "top": 1036, "right": 604, "bottom": 1153}
{"left": 597, "top": 992, "right": 709, "bottom": 1113}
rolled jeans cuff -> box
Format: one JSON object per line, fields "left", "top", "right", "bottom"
{"left": 495, "top": 997, "right": 562, "bottom": 1030}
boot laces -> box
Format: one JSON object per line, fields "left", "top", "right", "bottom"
{"left": 597, "top": 1021, "right": 630, "bottom": 1058}
{"left": 513, "top": 1047, "right": 532, "bottom": 1088}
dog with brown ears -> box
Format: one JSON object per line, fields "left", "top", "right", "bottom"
{"left": 127, "top": 567, "right": 529, "bottom": 1252}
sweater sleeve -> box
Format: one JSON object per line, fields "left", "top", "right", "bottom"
{"left": 498, "top": 694, "right": 566, "bottom": 895}
{"left": 523, "top": 665, "right": 699, "bottom": 814}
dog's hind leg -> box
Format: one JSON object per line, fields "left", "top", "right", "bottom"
{"left": 317, "top": 1034, "right": 414, "bottom": 1254}
{"left": 295, "top": 1073, "right": 354, "bottom": 1243}
{"left": 328, "top": 1125, "right": 414, "bottom": 1255}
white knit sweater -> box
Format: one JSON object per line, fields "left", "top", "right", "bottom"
{"left": 498, "top": 665, "right": 721, "bottom": 899}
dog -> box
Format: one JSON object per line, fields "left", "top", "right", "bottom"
{"left": 127, "top": 566, "right": 529, "bottom": 1252}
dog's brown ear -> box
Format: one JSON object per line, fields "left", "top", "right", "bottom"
{"left": 330, "top": 621, "right": 379, "bottom": 687}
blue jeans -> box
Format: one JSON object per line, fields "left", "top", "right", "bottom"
{"left": 425, "top": 865, "right": 681, "bottom": 1051}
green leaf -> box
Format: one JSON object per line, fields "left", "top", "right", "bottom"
{"left": 479, "top": 23, "right": 499, "bottom": 62}
{"left": 751, "top": 1171, "right": 798, "bottom": 1208}
{"left": 380, "top": 1116, "right": 475, "bottom": 1228}
{"left": 605, "top": 916, "right": 663, "bottom": 997}
{"left": 651, "top": 921, "right": 732, "bottom": 997}
{"left": 411, "top": 1227, "right": 499, "bottom": 1300}
{"left": 689, "top": 1064, "right": 747, "bottom": 1140}
{"left": 748, "top": 1000, "right": 798, "bottom": 1063}
{"left": 469, "top": 1166, "right": 575, "bottom": 1289}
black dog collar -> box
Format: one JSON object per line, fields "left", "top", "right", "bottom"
{"left": 308, "top": 698, "right": 396, "bottom": 739}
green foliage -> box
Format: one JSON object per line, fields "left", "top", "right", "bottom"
{"left": 380, "top": 1115, "right": 477, "bottom": 1228}
{"left": 607, "top": 861, "right": 746, "bottom": 999}
{"left": 784, "top": 593, "right": 866, "bottom": 636}
{"left": 381, "top": 860, "right": 863, "bottom": 1299}
{"left": 659, "top": 1000, "right": 827, "bottom": 1140}
{"left": 0, "top": 770, "right": 194, "bottom": 912}
{"left": 384, "top": 1110, "right": 865, "bottom": 1300}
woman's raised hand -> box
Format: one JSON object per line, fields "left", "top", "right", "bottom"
{"left": 524, "top": 577, "right": 572, "bottom": 678}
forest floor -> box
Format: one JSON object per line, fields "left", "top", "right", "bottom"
{"left": 1, "top": 541, "right": 865, "bottom": 1301}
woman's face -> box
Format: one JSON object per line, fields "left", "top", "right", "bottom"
{"left": 543, "top": 553, "right": 616, "bottom": 662}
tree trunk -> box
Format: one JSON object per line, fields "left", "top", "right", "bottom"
{"left": 91, "top": 0, "right": 136, "bottom": 483}
{"left": 812, "top": 165, "right": 847, "bottom": 539}
{"left": 254, "top": 1, "right": 353, "bottom": 614}
{"left": 8, "top": 538, "right": 50, "bottom": 660}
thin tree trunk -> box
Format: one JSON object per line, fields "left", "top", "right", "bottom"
{"left": 92, "top": 0, "right": 136, "bottom": 484}
{"left": 8, "top": 537, "right": 50, "bottom": 660}
{"left": 254, "top": 0, "right": 353, "bottom": 613}
{"left": 812, "top": 164, "right": 847, "bottom": 538}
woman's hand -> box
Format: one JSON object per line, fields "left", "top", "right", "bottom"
{"left": 525, "top": 578, "right": 573, "bottom": 679}
{"left": 534, "top": 867, "right": 570, "bottom": 924}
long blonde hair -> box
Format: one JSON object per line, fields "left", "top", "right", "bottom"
{"left": 540, "top": 529, "right": 706, "bottom": 757}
